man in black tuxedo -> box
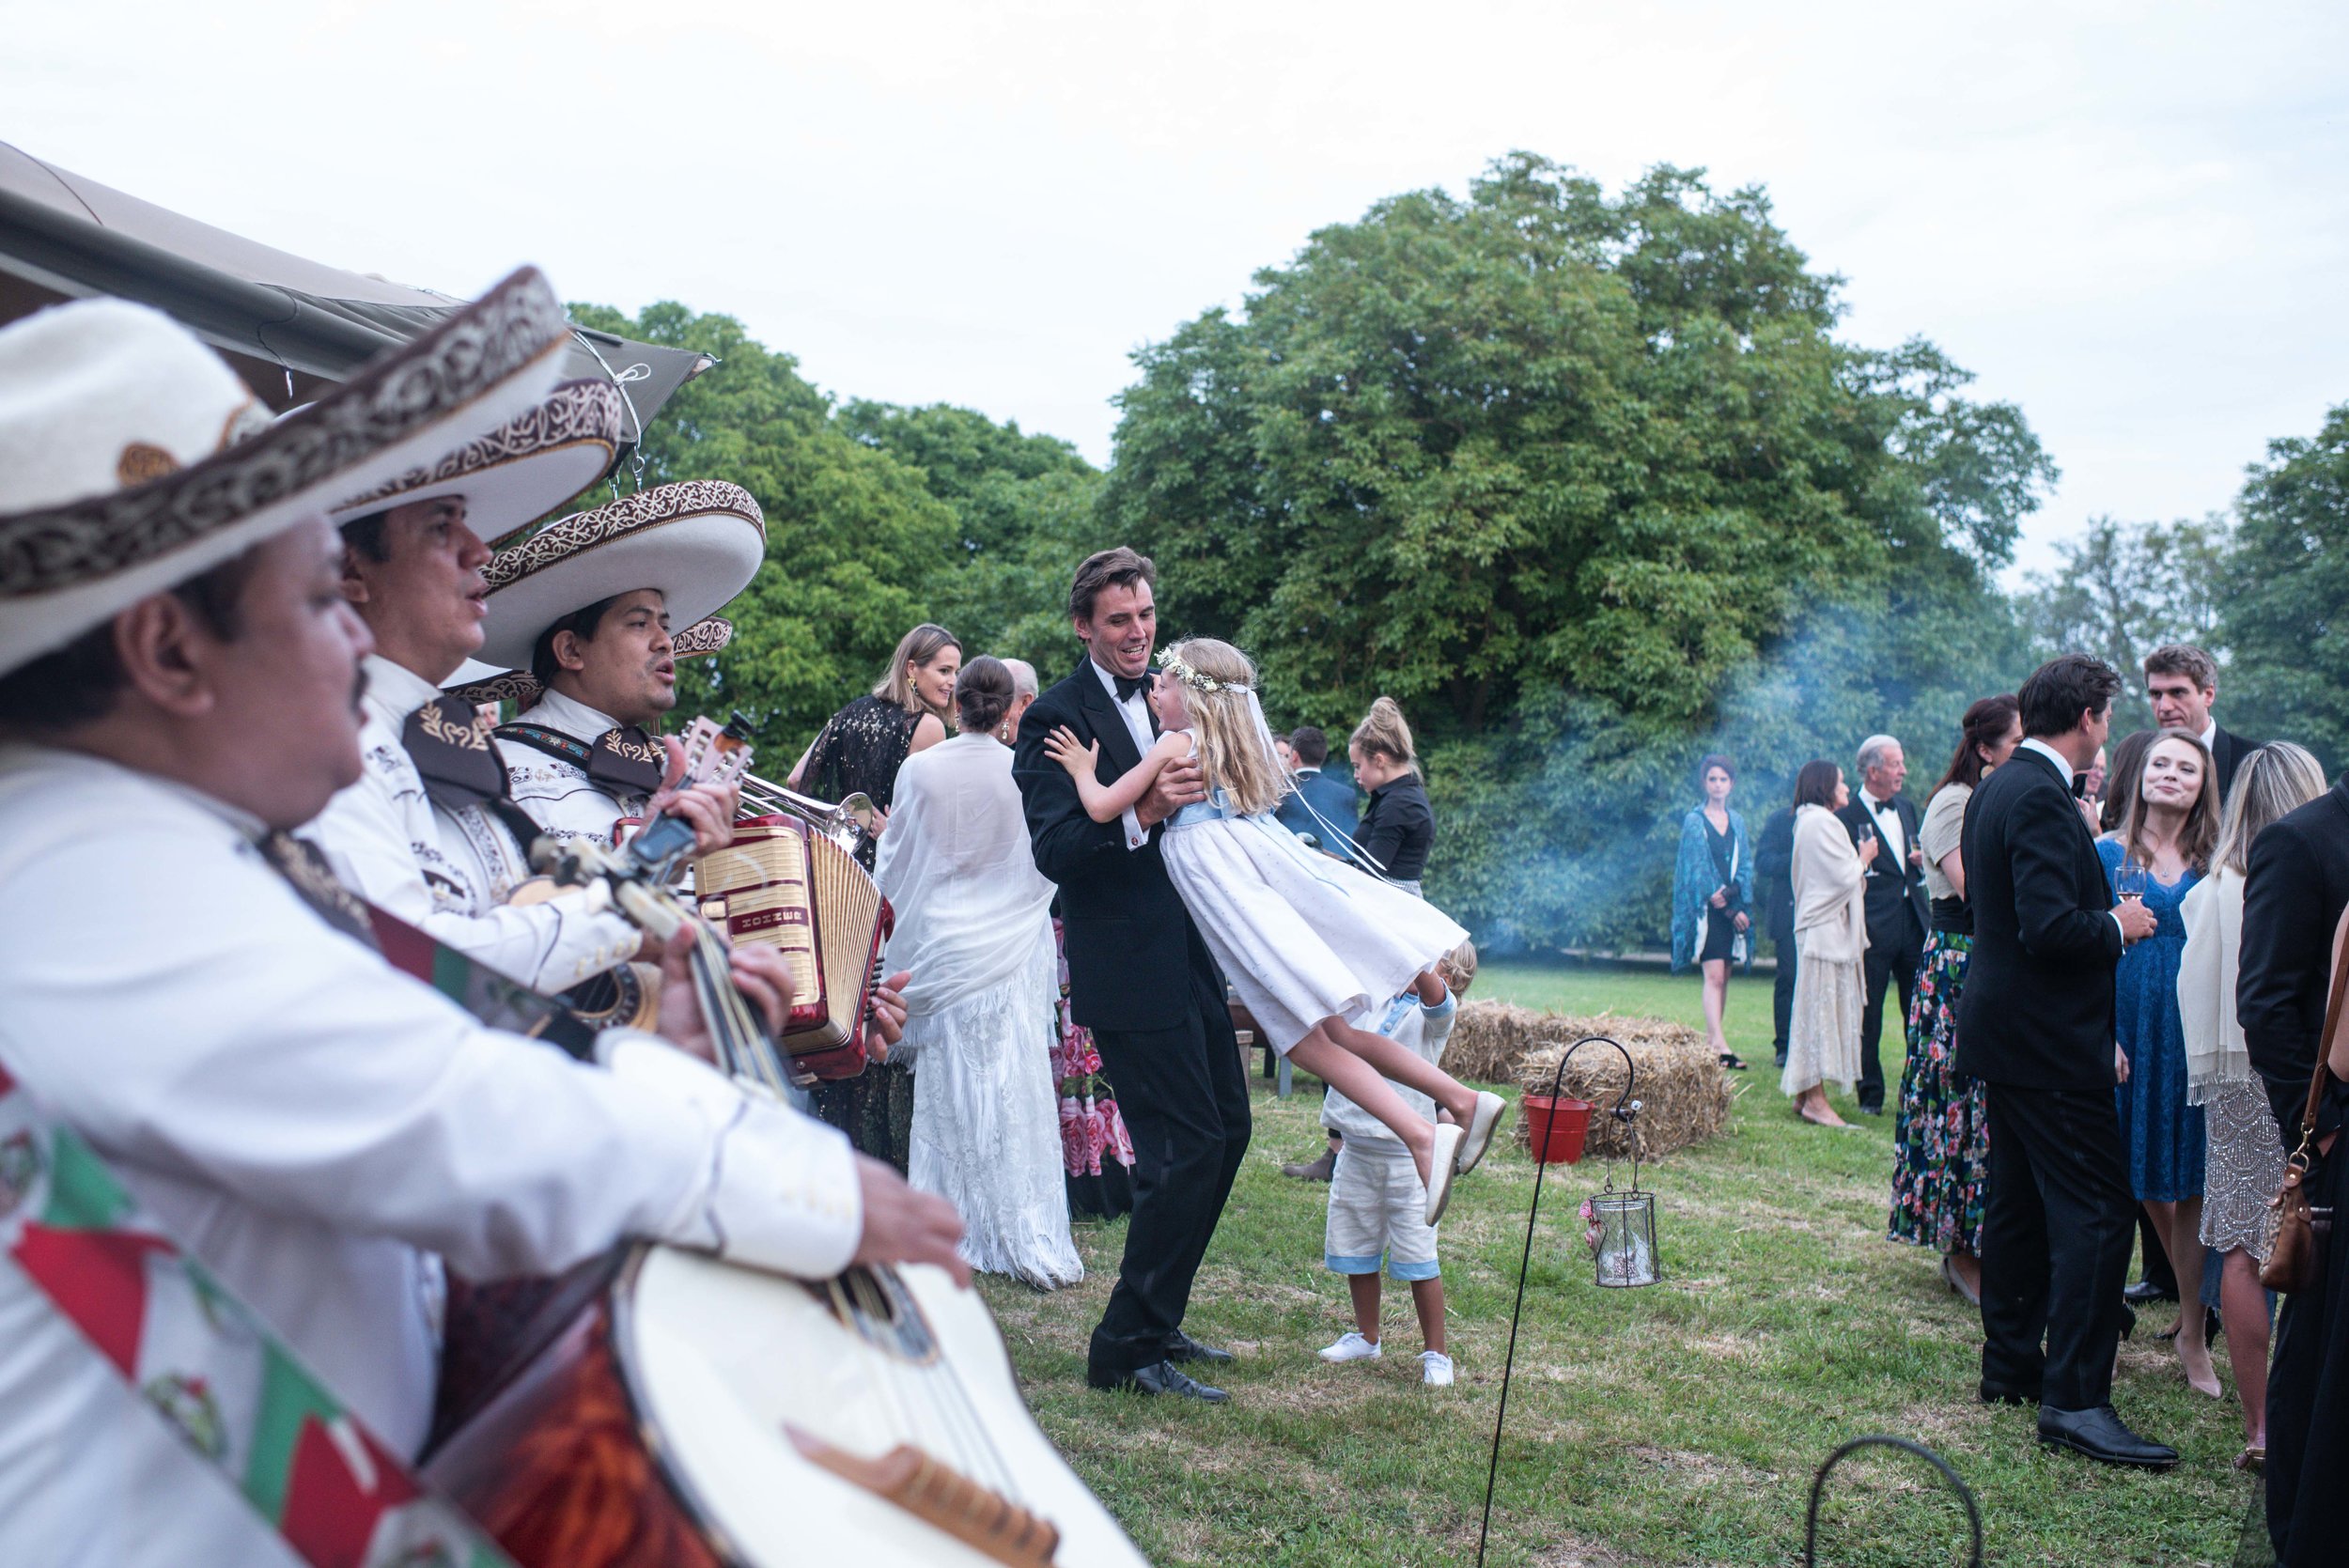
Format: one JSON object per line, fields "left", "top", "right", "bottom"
{"left": 1954, "top": 653, "right": 2170, "bottom": 1467}
{"left": 2237, "top": 770, "right": 2349, "bottom": 1558}
{"left": 2143, "top": 644, "right": 2259, "bottom": 800}
{"left": 1837, "top": 736, "right": 1929, "bottom": 1114}
{"left": 1756, "top": 803, "right": 1798, "bottom": 1070}
{"left": 1013, "top": 547, "right": 1250, "bottom": 1402}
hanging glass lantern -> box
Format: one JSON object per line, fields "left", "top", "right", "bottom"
{"left": 1587, "top": 1183, "right": 1660, "bottom": 1288}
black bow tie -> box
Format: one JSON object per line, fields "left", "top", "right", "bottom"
{"left": 1112, "top": 671, "right": 1151, "bottom": 703}
{"left": 1871, "top": 798, "right": 1898, "bottom": 815}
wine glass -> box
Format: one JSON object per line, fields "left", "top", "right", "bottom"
{"left": 2114, "top": 856, "right": 2149, "bottom": 904}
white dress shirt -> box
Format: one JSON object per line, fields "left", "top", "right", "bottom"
{"left": 1859, "top": 786, "right": 1907, "bottom": 865}
{"left": 300, "top": 654, "right": 642, "bottom": 992}
{"left": 0, "top": 746, "right": 860, "bottom": 1568}
{"left": 1090, "top": 659, "right": 1153, "bottom": 850}
{"left": 499, "top": 687, "right": 650, "bottom": 849}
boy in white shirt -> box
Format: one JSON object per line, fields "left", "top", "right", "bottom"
{"left": 1316, "top": 941, "right": 1476, "bottom": 1386}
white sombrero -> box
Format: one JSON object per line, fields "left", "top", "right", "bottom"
{"left": 328, "top": 378, "right": 626, "bottom": 548}
{"left": 443, "top": 615, "right": 733, "bottom": 708}
{"left": 0, "top": 269, "right": 571, "bottom": 676}
{"left": 473, "top": 481, "right": 765, "bottom": 671}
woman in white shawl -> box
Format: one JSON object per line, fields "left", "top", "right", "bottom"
{"left": 1784, "top": 759, "right": 1875, "bottom": 1127}
{"left": 2177, "top": 740, "right": 2326, "bottom": 1468}
{"left": 876, "top": 656, "right": 1083, "bottom": 1289}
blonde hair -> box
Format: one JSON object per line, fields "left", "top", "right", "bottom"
{"left": 1437, "top": 939, "right": 1478, "bottom": 1000}
{"left": 2116, "top": 727, "right": 2221, "bottom": 874}
{"left": 1350, "top": 695, "right": 1419, "bottom": 776}
{"left": 2215, "top": 741, "right": 2326, "bottom": 877}
{"left": 872, "top": 623, "right": 960, "bottom": 716}
{"left": 1161, "top": 637, "right": 1286, "bottom": 817}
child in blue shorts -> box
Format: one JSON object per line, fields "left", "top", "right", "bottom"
{"left": 1317, "top": 940, "right": 1475, "bottom": 1386}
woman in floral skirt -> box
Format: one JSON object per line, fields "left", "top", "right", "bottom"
{"left": 1888, "top": 695, "right": 2019, "bottom": 1304}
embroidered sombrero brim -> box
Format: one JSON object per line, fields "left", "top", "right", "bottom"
{"left": 443, "top": 615, "right": 732, "bottom": 709}
{"left": 0, "top": 268, "right": 571, "bottom": 675}
{"left": 474, "top": 481, "right": 765, "bottom": 671}
{"left": 328, "top": 378, "right": 626, "bottom": 547}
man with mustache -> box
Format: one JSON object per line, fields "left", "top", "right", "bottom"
{"left": 0, "top": 287, "right": 965, "bottom": 1566}
{"left": 303, "top": 382, "right": 705, "bottom": 994}
{"left": 475, "top": 483, "right": 764, "bottom": 857}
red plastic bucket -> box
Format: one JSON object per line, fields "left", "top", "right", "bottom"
{"left": 1522, "top": 1094, "right": 1594, "bottom": 1165}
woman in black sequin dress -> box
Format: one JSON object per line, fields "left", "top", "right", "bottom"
{"left": 794, "top": 624, "right": 961, "bottom": 1171}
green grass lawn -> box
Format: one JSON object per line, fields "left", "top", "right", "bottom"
{"left": 979, "top": 960, "right": 2256, "bottom": 1566}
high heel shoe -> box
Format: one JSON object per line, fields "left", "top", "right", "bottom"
{"left": 1938, "top": 1255, "right": 1982, "bottom": 1307}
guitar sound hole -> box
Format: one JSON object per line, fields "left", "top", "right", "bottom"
{"left": 808, "top": 1267, "right": 941, "bottom": 1365}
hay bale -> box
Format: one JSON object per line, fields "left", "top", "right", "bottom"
{"left": 1512, "top": 1018, "right": 1730, "bottom": 1160}
{"left": 1442, "top": 1000, "right": 1565, "bottom": 1084}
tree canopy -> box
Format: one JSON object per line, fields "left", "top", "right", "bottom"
{"left": 2222, "top": 402, "right": 2349, "bottom": 768}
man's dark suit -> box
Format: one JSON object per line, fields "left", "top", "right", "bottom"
{"left": 1013, "top": 658, "right": 1251, "bottom": 1383}
{"left": 1838, "top": 791, "right": 1929, "bottom": 1111}
{"left": 1953, "top": 743, "right": 2131, "bottom": 1411}
{"left": 1756, "top": 806, "right": 1798, "bottom": 1064}
{"left": 2235, "top": 775, "right": 2349, "bottom": 1558}
{"left": 2209, "top": 724, "right": 2258, "bottom": 801}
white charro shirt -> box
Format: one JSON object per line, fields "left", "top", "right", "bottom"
{"left": 0, "top": 746, "right": 862, "bottom": 1568}
{"left": 299, "top": 654, "right": 643, "bottom": 992}
{"left": 499, "top": 686, "right": 651, "bottom": 849}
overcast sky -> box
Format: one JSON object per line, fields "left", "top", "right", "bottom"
{"left": 11, "top": 1, "right": 2344, "bottom": 579}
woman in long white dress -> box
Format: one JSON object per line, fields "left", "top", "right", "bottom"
{"left": 1784, "top": 759, "right": 1875, "bottom": 1127}
{"left": 877, "top": 657, "right": 1083, "bottom": 1289}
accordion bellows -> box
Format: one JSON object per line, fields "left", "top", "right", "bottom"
{"left": 695, "top": 815, "right": 892, "bottom": 1081}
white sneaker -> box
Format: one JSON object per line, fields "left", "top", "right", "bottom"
{"left": 1421, "top": 1350, "right": 1455, "bottom": 1387}
{"left": 1318, "top": 1331, "right": 1382, "bottom": 1363}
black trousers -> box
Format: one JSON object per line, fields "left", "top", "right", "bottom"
{"left": 1084, "top": 959, "right": 1252, "bottom": 1380}
{"left": 1979, "top": 1081, "right": 2137, "bottom": 1410}
{"left": 1770, "top": 924, "right": 1797, "bottom": 1062}
{"left": 1858, "top": 917, "right": 1924, "bottom": 1109}
{"left": 2267, "top": 1149, "right": 2348, "bottom": 1564}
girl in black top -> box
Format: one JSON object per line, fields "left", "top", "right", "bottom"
{"left": 1349, "top": 696, "right": 1435, "bottom": 891}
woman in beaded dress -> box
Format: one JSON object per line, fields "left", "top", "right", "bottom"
{"left": 2100, "top": 729, "right": 2221, "bottom": 1396}
{"left": 2179, "top": 740, "right": 2327, "bottom": 1466}
{"left": 1886, "top": 695, "right": 2018, "bottom": 1306}
{"left": 793, "top": 623, "right": 961, "bottom": 1172}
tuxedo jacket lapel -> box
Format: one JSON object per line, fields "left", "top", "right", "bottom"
{"left": 1073, "top": 659, "right": 1145, "bottom": 779}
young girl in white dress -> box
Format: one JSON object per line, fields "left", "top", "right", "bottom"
{"left": 1042, "top": 637, "right": 1506, "bottom": 1223}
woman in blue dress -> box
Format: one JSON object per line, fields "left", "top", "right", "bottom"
{"left": 2099, "top": 728, "right": 2222, "bottom": 1398}
{"left": 1671, "top": 754, "right": 1754, "bottom": 1071}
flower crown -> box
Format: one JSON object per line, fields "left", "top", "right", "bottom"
{"left": 1161, "top": 650, "right": 1252, "bottom": 696}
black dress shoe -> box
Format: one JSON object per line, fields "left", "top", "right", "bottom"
{"left": 1090, "top": 1358, "right": 1229, "bottom": 1402}
{"left": 2036, "top": 1405, "right": 2178, "bottom": 1470}
{"left": 1978, "top": 1379, "right": 2042, "bottom": 1406}
{"left": 2123, "top": 1278, "right": 2177, "bottom": 1306}
{"left": 1856, "top": 1103, "right": 1885, "bottom": 1117}
{"left": 1166, "top": 1330, "right": 1235, "bottom": 1364}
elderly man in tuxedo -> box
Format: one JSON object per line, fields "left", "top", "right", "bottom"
{"left": 1954, "top": 654, "right": 2170, "bottom": 1468}
{"left": 1837, "top": 735, "right": 1929, "bottom": 1115}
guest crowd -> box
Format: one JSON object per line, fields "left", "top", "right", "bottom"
{"left": 1671, "top": 644, "right": 2349, "bottom": 1560}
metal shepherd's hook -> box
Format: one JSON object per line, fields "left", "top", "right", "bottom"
{"left": 1473, "top": 1035, "right": 1639, "bottom": 1568}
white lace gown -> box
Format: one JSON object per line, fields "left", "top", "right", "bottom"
{"left": 876, "top": 734, "right": 1082, "bottom": 1290}
{"left": 1161, "top": 792, "right": 1468, "bottom": 1053}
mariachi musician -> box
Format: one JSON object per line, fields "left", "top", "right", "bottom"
{"left": 0, "top": 284, "right": 967, "bottom": 1567}
{"left": 301, "top": 379, "right": 704, "bottom": 995}
{"left": 473, "top": 480, "right": 765, "bottom": 855}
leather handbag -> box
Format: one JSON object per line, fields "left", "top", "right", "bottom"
{"left": 2261, "top": 933, "right": 2349, "bottom": 1294}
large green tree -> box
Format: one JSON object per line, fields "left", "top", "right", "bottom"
{"left": 2223, "top": 402, "right": 2349, "bottom": 768}
{"left": 2015, "top": 515, "right": 2229, "bottom": 733}
{"left": 1101, "top": 154, "right": 2055, "bottom": 947}
{"left": 834, "top": 400, "right": 1105, "bottom": 676}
